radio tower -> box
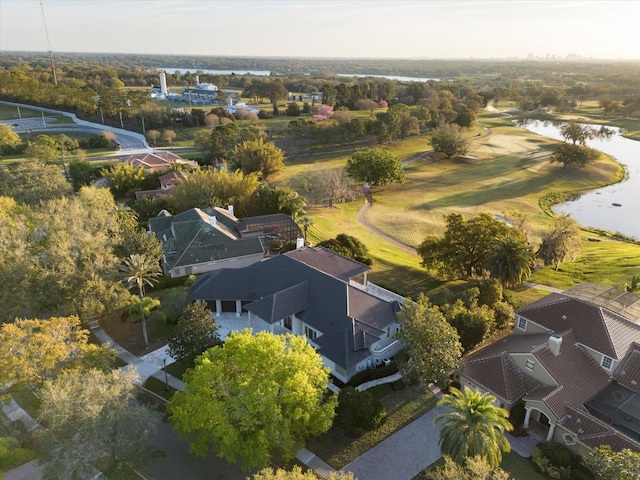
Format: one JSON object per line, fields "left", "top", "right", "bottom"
{"left": 40, "top": 0, "right": 57, "bottom": 85}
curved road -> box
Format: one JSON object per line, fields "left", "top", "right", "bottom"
{"left": 0, "top": 101, "right": 150, "bottom": 152}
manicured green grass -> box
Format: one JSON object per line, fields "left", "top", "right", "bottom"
{"left": 500, "top": 451, "right": 546, "bottom": 480}
{"left": 306, "top": 386, "right": 437, "bottom": 469}
{"left": 0, "top": 104, "right": 40, "bottom": 120}
{"left": 163, "top": 360, "right": 190, "bottom": 380}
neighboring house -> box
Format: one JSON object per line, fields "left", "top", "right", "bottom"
{"left": 189, "top": 246, "right": 406, "bottom": 383}
{"left": 120, "top": 151, "right": 198, "bottom": 173}
{"left": 135, "top": 170, "right": 190, "bottom": 200}
{"left": 148, "top": 207, "right": 301, "bottom": 278}
{"left": 461, "top": 283, "right": 640, "bottom": 455}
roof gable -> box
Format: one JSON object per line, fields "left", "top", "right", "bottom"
{"left": 285, "top": 246, "right": 370, "bottom": 281}
{"left": 517, "top": 293, "right": 640, "bottom": 359}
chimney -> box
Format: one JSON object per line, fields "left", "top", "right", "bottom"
{"left": 209, "top": 216, "right": 217, "bottom": 227}
{"left": 296, "top": 238, "right": 304, "bottom": 249}
{"left": 228, "top": 205, "right": 235, "bottom": 217}
{"left": 159, "top": 71, "right": 168, "bottom": 97}
{"left": 548, "top": 334, "right": 562, "bottom": 356}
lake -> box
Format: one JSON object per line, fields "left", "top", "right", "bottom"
{"left": 519, "top": 119, "right": 640, "bottom": 240}
{"left": 157, "top": 68, "right": 439, "bottom": 82}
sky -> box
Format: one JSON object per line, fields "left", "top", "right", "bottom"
{"left": 0, "top": 0, "right": 639, "bottom": 60}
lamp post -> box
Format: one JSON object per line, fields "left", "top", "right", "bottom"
{"left": 163, "top": 358, "right": 169, "bottom": 391}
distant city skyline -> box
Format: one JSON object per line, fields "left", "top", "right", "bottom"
{"left": 0, "top": 0, "right": 638, "bottom": 60}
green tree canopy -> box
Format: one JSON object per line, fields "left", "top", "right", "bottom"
{"left": 425, "top": 455, "right": 512, "bottom": 480}
{"left": 0, "top": 160, "right": 72, "bottom": 205}
{"left": 583, "top": 445, "right": 640, "bottom": 480}
{"left": 37, "top": 369, "right": 161, "bottom": 480}
{"left": 101, "top": 162, "right": 147, "bottom": 199}
{"left": 430, "top": 123, "right": 469, "bottom": 159}
{"left": 345, "top": 147, "right": 405, "bottom": 186}
{"left": 434, "top": 387, "right": 513, "bottom": 469}
{"left": 0, "top": 316, "right": 116, "bottom": 387}
{"left": 169, "top": 330, "right": 337, "bottom": 469}
{"left": 397, "top": 295, "right": 462, "bottom": 389}
{"left": 167, "top": 302, "right": 221, "bottom": 367}
{"left": 417, "top": 213, "right": 516, "bottom": 279}
{"left": 560, "top": 120, "right": 593, "bottom": 145}
{"left": 252, "top": 466, "right": 355, "bottom": 480}
{"left": 550, "top": 142, "right": 599, "bottom": 168}
{"left": 317, "top": 233, "right": 372, "bottom": 265}
{"left": 232, "top": 137, "right": 285, "bottom": 181}
{"left": 167, "top": 167, "right": 260, "bottom": 213}
{"left": 537, "top": 214, "right": 582, "bottom": 270}
{"left": 0, "top": 124, "right": 21, "bottom": 154}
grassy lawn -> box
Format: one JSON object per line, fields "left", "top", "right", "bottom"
{"left": 0, "top": 104, "right": 41, "bottom": 120}
{"left": 7, "top": 384, "right": 41, "bottom": 420}
{"left": 306, "top": 385, "right": 437, "bottom": 469}
{"left": 141, "top": 376, "right": 176, "bottom": 402}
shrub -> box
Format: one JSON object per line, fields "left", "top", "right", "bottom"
{"left": 532, "top": 443, "right": 574, "bottom": 480}
{"left": 286, "top": 103, "right": 301, "bottom": 117}
{"left": 493, "top": 301, "right": 515, "bottom": 329}
{"left": 474, "top": 279, "right": 503, "bottom": 306}
{"left": 335, "top": 387, "right": 387, "bottom": 435}
{"left": 258, "top": 109, "right": 273, "bottom": 119}
{"left": 0, "top": 436, "right": 35, "bottom": 471}
{"left": 159, "top": 288, "right": 190, "bottom": 324}
{"left": 348, "top": 363, "right": 398, "bottom": 387}
{"left": 503, "top": 289, "right": 525, "bottom": 309}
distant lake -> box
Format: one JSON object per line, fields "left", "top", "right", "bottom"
{"left": 158, "top": 68, "right": 439, "bottom": 83}
{"left": 158, "top": 67, "right": 272, "bottom": 76}
{"left": 336, "top": 73, "right": 440, "bottom": 83}
{"left": 519, "top": 119, "right": 640, "bottom": 240}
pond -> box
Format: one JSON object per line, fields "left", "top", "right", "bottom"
{"left": 519, "top": 119, "right": 640, "bottom": 240}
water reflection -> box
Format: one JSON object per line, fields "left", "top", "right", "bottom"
{"left": 517, "top": 119, "right": 639, "bottom": 240}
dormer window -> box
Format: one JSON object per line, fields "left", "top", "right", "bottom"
{"left": 601, "top": 355, "right": 613, "bottom": 371}
{"left": 526, "top": 359, "right": 535, "bottom": 371}
{"left": 517, "top": 317, "right": 527, "bottom": 331}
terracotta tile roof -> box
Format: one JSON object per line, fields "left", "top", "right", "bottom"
{"left": 531, "top": 331, "right": 610, "bottom": 418}
{"left": 462, "top": 332, "right": 549, "bottom": 403}
{"left": 559, "top": 405, "right": 640, "bottom": 452}
{"left": 517, "top": 293, "right": 640, "bottom": 359}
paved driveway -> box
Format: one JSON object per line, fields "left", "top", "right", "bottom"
{"left": 341, "top": 406, "right": 446, "bottom": 480}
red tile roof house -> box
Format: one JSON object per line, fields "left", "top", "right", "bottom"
{"left": 135, "top": 170, "right": 189, "bottom": 200}
{"left": 461, "top": 284, "right": 640, "bottom": 456}
{"left": 120, "top": 151, "right": 198, "bottom": 174}
{"left": 188, "top": 246, "right": 406, "bottom": 383}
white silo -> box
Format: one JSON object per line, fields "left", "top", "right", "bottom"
{"left": 159, "top": 71, "right": 168, "bottom": 97}
{"left": 195, "top": 75, "right": 200, "bottom": 86}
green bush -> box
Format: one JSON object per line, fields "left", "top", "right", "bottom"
{"left": 503, "top": 289, "right": 525, "bottom": 309}
{"left": 532, "top": 444, "right": 573, "bottom": 480}
{"left": 493, "top": 301, "right": 515, "bottom": 329}
{"left": 158, "top": 289, "right": 190, "bottom": 324}
{"left": 570, "top": 461, "right": 595, "bottom": 480}
{"left": 541, "top": 441, "right": 574, "bottom": 468}
{"left": 335, "top": 387, "right": 387, "bottom": 435}
{"left": 348, "top": 363, "right": 398, "bottom": 387}
{"left": 0, "top": 436, "right": 35, "bottom": 471}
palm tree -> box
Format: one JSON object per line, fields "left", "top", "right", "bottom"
{"left": 120, "top": 253, "right": 162, "bottom": 298}
{"left": 487, "top": 236, "right": 535, "bottom": 287}
{"left": 299, "top": 216, "right": 314, "bottom": 246}
{"left": 278, "top": 191, "right": 306, "bottom": 221}
{"left": 120, "top": 253, "right": 162, "bottom": 347}
{"left": 128, "top": 296, "right": 160, "bottom": 348}
{"left": 434, "top": 387, "right": 513, "bottom": 469}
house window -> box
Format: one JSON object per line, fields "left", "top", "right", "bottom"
{"left": 304, "top": 326, "right": 317, "bottom": 341}
{"left": 601, "top": 356, "right": 613, "bottom": 370}
{"left": 525, "top": 359, "right": 535, "bottom": 371}
{"left": 284, "top": 316, "right": 292, "bottom": 331}
{"left": 517, "top": 317, "right": 527, "bottom": 331}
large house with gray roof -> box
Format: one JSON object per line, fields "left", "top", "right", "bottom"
{"left": 148, "top": 207, "right": 301, "bottom": 278}
{"left": 461, "top": 284, "right": 640, "bottom": 455}
{"left": 189, "top": 246, "right": 405, "bottom": 383}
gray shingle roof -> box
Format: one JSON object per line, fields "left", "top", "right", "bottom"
{"left": 148, "top": 208, "right": 264, "bottom": 272}
{"left": 285, "top": 247, "right": 370, "bottom": 282}
{"left": 189, "top": 251, "right": 398, "bottom": 371}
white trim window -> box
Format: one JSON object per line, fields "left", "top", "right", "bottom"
{"left": 304, "top": 325, "right": 318, "bottom": 341}
{"left": 601, "top": 355, "right": 613, "bottom": 371}
{"left": 517, "top": 317, "right": 527, "bottom": 331}
{"left": 525, "top": 359, "right": 535, "bottom": 371}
